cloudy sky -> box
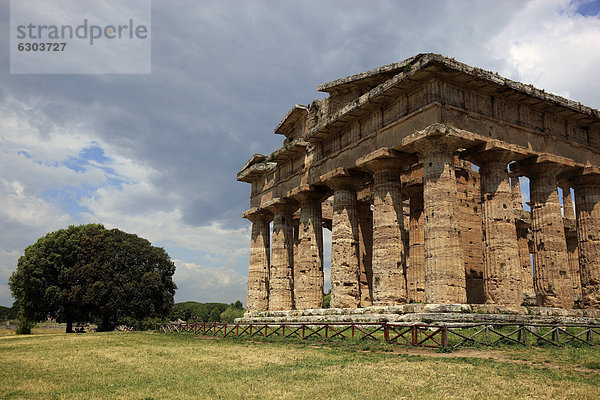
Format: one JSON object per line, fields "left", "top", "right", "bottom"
{"left": 0, "top": 0, "right": 599, "bottom": 307}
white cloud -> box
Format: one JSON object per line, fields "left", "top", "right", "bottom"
{"left": 488, "top": 0, "right": 600, "bottom": 108}
{"left": 0, "top": 178, "right": 72, "bottom": 228}
{"left": 172, "top": 259, "right": 247, "bottom": 304}
{"left": 0, "top": 97, "right": 93, "bottom": 162}
{"left": 80, "top": 182, "right": 250, "bottom": 256}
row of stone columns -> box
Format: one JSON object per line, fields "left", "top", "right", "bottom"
{"left": 245, "top": 145, "right": 600, "bottom": 311}
{"left": 491, "top": 160, "right": 600, "bottom": 309}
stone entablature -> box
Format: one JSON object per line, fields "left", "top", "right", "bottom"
{"left": 238, "top": 54, "right": 600, "bottom": 313}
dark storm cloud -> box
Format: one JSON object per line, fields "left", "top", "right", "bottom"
{"left": 1, "top": 1, "right": 528, "bottom": 233}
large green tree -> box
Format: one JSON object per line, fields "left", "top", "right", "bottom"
{"left": 9, "top": 224, "right": 176, "bottom": 333}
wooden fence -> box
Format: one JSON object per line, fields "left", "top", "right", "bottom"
{"left": 157, "top": 321, "right": 600, "bottom": 349}
{"left": 158, "top": 322, "right": 446, "bottom": 347}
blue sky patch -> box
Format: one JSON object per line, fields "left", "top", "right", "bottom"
{"left": 80, "top": 145, "right": 110, "bottom": 164}
{"left": 42, "top": 187, "right": 93, "bottom": 217}
{"left": 573, "top": 0, "right": 600, "bottom": 16}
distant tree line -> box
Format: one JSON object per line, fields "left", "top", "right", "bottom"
{"left": 170, "top": 300, "right": 244, "bottom": 323}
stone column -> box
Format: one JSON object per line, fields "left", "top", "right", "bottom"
{"left": 291, "top": 189, "right": 325, "bottom": 309}
{"left": 243, "top": 208, "right": 273, "bottom": 312}
{"left": 561, "top": 183, "right": 580, "bottom": 303}
{"left": 472, "top": 151, "right": 523, "bottom": 306}
{"left": 357, "top": 150, "right": 415, "bottom": 305}
{"left": 561, "top": 185, "right": 575, "bottom": 219}
{"left": 511, "top": 175, "right": 523, "bottom": 209}
{"left": 524, "top": 164, "right": 573, "bottom": 308}
{"left": 292, "top": 218, "right": 301, "bottom": 306}
{"left": 566, "top": 232, "right": 582, "bottom": 303}
{"left": 413, "top": 137, "right": 467, "bottom": 304}
{"left": 516, "top": 222, "right": 536, "bottom": 305}
{"left": 573, "top": 174, "right": 600, "bottom": 308}
{"left": 357, "top": 201, "right": 373, "bottom": 307}
{"left": 405, "top": 184, "right": 425, "bottom": 303}
{"left": 320, "top": 169, "right": 364, "bottom": 309}
{"left": 265, "top": 199, "right": 298, "bottom": 311}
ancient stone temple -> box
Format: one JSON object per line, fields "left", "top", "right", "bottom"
{"left": 237, "top": 54, "right": 600, "bottom": 314}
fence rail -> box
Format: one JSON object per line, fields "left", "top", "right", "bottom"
{"left": 157, "top": 321, "right": 600, "bottom": 349}
{"left": 157, "top": 322, "right": 446, "bottom": 347}
{"left": 446, "top": 323, "right": 600, "bottom": 349}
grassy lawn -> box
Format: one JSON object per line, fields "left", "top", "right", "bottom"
{"left": 0, "top": 331, "right": 598, "bottom": 399}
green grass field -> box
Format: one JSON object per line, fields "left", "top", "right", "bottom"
{"left": 0, "top": 330, "right": 599, "bottom": 399}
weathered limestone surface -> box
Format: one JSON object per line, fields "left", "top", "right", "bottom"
{"left": 357, "top": 151, "right": 413, "bottom": 305}
{"left": 371, "top": 169, "right": 407, "bottom": 304}
{"left": 562, "top": 186, "right": 575, "bottom": 219}
{"left": 323, "top": 172, "right": 363, "bottom": 308}
{"left": 267, "top": 201, "right": 297, "bottom": 310}
{"left": 511, "top": 175, "right": 524, "bottom": 209}
{"left": 516, "top": 222, "right": 536, "bottom": 304}
{"left": 406, "top": 185, "right": 425, "bottom": 303}
{"left": 293, "top": 191, "right": 325, "bottom": 309}
{"left": 513, "top": 176, "right": 536, "bottom": 304}
{"left": 566, "top": 231, "right": 582, "bottom": 302}
{"left": 239, "top": 304, "right": 600, "bottom": 325}
{"left": 455, "top": 163, "right": 485, "bottom": 303}
{"left": 527, "top": 166, "right": 574, "bottom": 308}
{"left": 560, "top": 184, "right": 581, "bottom": 302}
{"left": 417, "top": 137, "right": 467, "bottom": 304}
{"left": 476, "top": 152, "right": 523, "bottom": 305}
{"left": 574, "top": 176, "right": 600, "bottom": 307}
{"left": 244, "top": 209, "right": 272, "bottom": 312}
{"left": 357, "top": 202, "right": 373, "bottom": 306}
{"left": 292, "top": 220, "right": 300, "bottom": 305}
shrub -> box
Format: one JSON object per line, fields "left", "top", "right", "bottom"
{"left": 208, "top": 307, "right": 221, "bottom": 322}
{"left": 220, "top": 307, "right": 244, "bottom": 323}
{"left": 323, "top": 291, "right": 331, "bottom": 308}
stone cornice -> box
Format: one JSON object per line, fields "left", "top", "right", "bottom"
{"left": 309, "top": 53, "right": 600, "bottom": 143}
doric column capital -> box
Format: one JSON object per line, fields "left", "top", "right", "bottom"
{"left": 402, "top": 125, "right": 475, "bottom": 158}
{"left": 242, "top": 207, "right": 273, "bottom": 223}
{"left": 399, "top": 123, "right": 481, "bottom": 157}
{"left": 511, "top": 154, "right": 576, "bottom": 178}
{"left": 413, "top": 136, "right": 465, "bottom": 157}
{"left": 356, "top": 148, "right": 417, "bottom": 174}
{"left": 263, "top": 197, "right": 299, "bottom": 215}
{"left": 288, "top": 184, "right": 330, "bottom": 202}
{"left": 461, "top": 140, "right": 528, "bottom": 166}
{"left": 569, "top": 168, "right": 600, "bottom": 188}
{"left": 320, "top": 168, "right": 367, "bottom": 191}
